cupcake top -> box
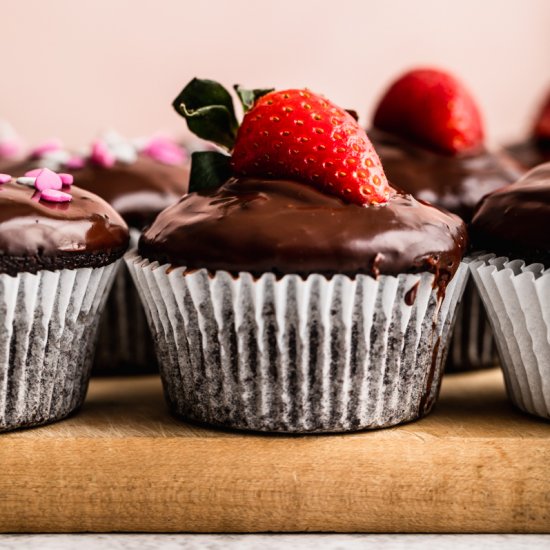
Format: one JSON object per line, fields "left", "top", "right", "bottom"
{"left": 471, "top": 163, "right": 550, "bottom": 265}
{"left": 506, "top": 90, "right": 550, "bottom": 170}
{"left": 370, "top": 68, "right": 517, "bottom": 221}
{"left": 139, "top": 79, "right": 467, "bottom": 283}
{"left": 6, "top": 134, "right": 190, "bottom": 230}
{"left": 0, "top": 169, "right": 129, "bottom": 276}
{"left": 140, "top": 176, "right": 466, "bottom": 280}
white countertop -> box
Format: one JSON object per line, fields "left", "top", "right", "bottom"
{"left": 0, "top": 535, "right": 548, "bottom": 549}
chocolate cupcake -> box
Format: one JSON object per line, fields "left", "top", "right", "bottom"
{"left": 0, "top": 168, "right": 128, "bottom": 431}
{"left": 127, "top": 79, "right": 468, "bottom": 433}
{"left": 370, "top": 68, "right": 518, "bottom": 372}
{"left": 470, "top": 163, "right": 550, "bottom": 420}
{"left": 506, "top": 90, "right": 550, "bottom": 170}
{"left": 8, "top": 133, "right": 189, "bottom": 375}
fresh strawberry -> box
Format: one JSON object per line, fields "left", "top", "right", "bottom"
{"left": 231, "top": 89, "right": 393, "bottom": 206}
{"left": 534, "top": 92, "right": 550, "bottom": 140}
{"left": 373, "top": 68, "right": 484, "bottom": 156}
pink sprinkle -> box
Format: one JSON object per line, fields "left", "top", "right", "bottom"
{"left": 35, "top": 168, "right": 63, "bottom": 192}
{"left": 30, "top": 139, "right": 63, "bottom": 158}
{"left": 90, "top": 140, "right": 115, "bottom": 168}
{"left": 40, "top": 189, "right": 72, "bottom": 203}
{"left": 25, "top": 168, "right": 43, "bottom": 177}
{"left": 143, "top": 137, "right": 187, "bottom": 165}
{"left": 0, "top": 174, "right": 11, "bottom": 184}
{"left": 58, "top": 173, "right": 74, "bottom": 185}
{"left": 65, "top": 156, "right": 85, "bottom": 170}
{"left": 0, "top": 140, "right": 21, "bottom": 158}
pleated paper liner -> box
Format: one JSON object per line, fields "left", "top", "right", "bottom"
{"left": 445, "top": 278, "right": 499, "bottom": 372}
{"left": 128, "top": 251, "right": 469, "bottom": 433}
{"left": 93, "top": 230, "right": 158, "bottom": 375}
{"left": 471, "top": 254, "right": 550, "bottom": 419}
{"left": 0, "top": 261, "right": 119, "bottom": 431}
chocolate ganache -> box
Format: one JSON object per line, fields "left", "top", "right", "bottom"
{"left": 369, "top": 128, "right": 518, "bottom": 222}
{"left": 471, "top": 163, "right": 550, "bottom": 265}
{"left": 139, "top": 177, "right": 467, "bottom": 281}
{"left": 7, "top": 155, "right": 189, "bottom": 230}
{"left": 0, "top": 180, "right": 129, "bottom": 275}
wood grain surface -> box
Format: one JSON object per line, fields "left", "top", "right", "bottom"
{"left": 1, "top": 369, "right": 549, "bottom": 533}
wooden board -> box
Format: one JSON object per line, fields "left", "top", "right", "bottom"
{"left": 1, "top": 369, "right": 549, "bottom": 534}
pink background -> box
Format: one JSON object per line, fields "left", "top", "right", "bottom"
{"left": 2, "top": 0, "right": 549, "bottom": 147}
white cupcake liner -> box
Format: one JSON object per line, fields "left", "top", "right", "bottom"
{"left": 471, "top": 255, "right": 550, "bottom": 419}
{"left": 126, "top": 251, "right": 469, "bottom": 432}
{"left": 0, "top": 261, "right": 119, "bottom": 431}
{"left": 446, "top": 278, "right": 498, "bottom": 372}
{"left": 93, "top": 230, "right": 157, "bottom": 375}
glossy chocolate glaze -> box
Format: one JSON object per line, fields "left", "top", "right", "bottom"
{"left": 506, "top": 138, "right": 550, "bottom": 171}
{"left": 6, "top": 154, "right": 190, "bottom": 230}
{"left": 369, "top": 128, "right": 518, "bottom": 222}
{"left": 0, "top": 180, "right": 129, "bottom": 275}
{"left": 139, "top": 177, "right": 467, "bottom": 281}
{"left": 471, "top": 163, "right": 550, "bottom": 265}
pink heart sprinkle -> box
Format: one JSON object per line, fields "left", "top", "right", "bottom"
{"left": 30, "top": 139, "right": 63, "bottom": 158}
{"left": 0, "top": 174, "right": 12, "bottom": 184}
{"left": 59, "top": 173, "right": 74, "bottom": 185}
{"left": 25, "top": 168, "right": 43, "bottom": 177}
{"left": 143, "top": 137, "right": 187, "bottom": 165}
{"left": 40, "top": 189, "right": 72, "bottom": 203}
{"left": 65, "top": 156, "right": 85, "bottom": 170}
{"left": 90, "top": 140, "right": 115, "bottom": 168}
{"left": 35, "top": 168, "right": 63, "bottom": 192}
{"left": 0, "top": 140, "right": 21, "bottom": 159}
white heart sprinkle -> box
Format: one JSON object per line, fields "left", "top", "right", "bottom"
{"left": 16, "top": 176, "right": 36, "bottom": 186}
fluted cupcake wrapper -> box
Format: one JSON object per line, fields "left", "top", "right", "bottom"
{"left": 126, "top": 252, "right": 469, "bottom": 433}
{"left": 471, "top": 255, "right": 550, "bottom": 419}
{"left": 446, "top": 278, "right": 499, "bottom": 372}
{"left": 93, "top": 230, "right": 158, "bottom": 375}
{"left": 0, "top": 261, "right": 119, "bottom": 431}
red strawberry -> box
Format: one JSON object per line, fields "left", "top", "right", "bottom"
{"left": 534, "top": 92, "right": 550, "bottom": 140}
{"left": 231, "top": 89, "right": 393, "bottom": 206}
{"left": 373, "top": 68, "right": 485, "bottom": 156}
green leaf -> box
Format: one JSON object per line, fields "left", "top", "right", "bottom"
{"left": 234, "top": 85, "right": 274, "bottom": 112}
{"left": 188, "top": 151, "right": 232, "bottom": 193}
{"left": 172, "top": 78, "right": 239, "bottom": 151}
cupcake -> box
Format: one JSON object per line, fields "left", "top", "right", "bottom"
{"left": 127, "top": 78, "right": 468, "bottom": 433}
{"left": 470, "top": 163, "right": 550, "bottom": 419}
{"left": 506, "top": 89, "right": 550, "bottom": 170}
{"left": 0, "top": 168, "right": 128, "bottom": 431}
{"left": 0, "top": 121, "right": 23, "bottom": 172}
{"left": 369, "top": 68, "right": 519, "bottom": 372}
{"left": 8, "top": 133, "right": 190, "bottom": 375}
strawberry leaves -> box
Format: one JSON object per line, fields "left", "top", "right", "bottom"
{"left": 188, "top": 151, "right": 232, "bottom": 193}
{"left": 233, "top": 85, "right": 274, "bottom": 113}
{"left": 172, "top": 78, "right": 239, "bottom": 151}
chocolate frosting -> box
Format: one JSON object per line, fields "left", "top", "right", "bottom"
{"left": 0, "top": 180, "right": 129, "bottom": 275}
{"left": 471, "top": 163, "right": 550, "bottom": 265}
{"left": 506, "top": 139, "right": 550, "bottom": 171}
{"left": 369, "top": 128, "right": 518, "bottom": 221}
{"left": 6, "top": 154, "right": 189, "bottom": 230}
{"left": 139, "top": 177, "right": 467, "bottom": 281}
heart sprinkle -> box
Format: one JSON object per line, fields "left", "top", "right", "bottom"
{"left": 90, "top": 140, "right": 116, "bottom": 168}
{"left": 17, "top": 176, "right": 37, "bottom": 186}
{"left": 34, "top": 168, "right": 63, "bottom": 191}
{"left": 59, "top": 173, "right": 74, "bottom": 185}
{"left": 40, "top": 189, "right": 72, "bottom": 203}
{"left": 30, "top": 139, "right": 63, "bottom": 158}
